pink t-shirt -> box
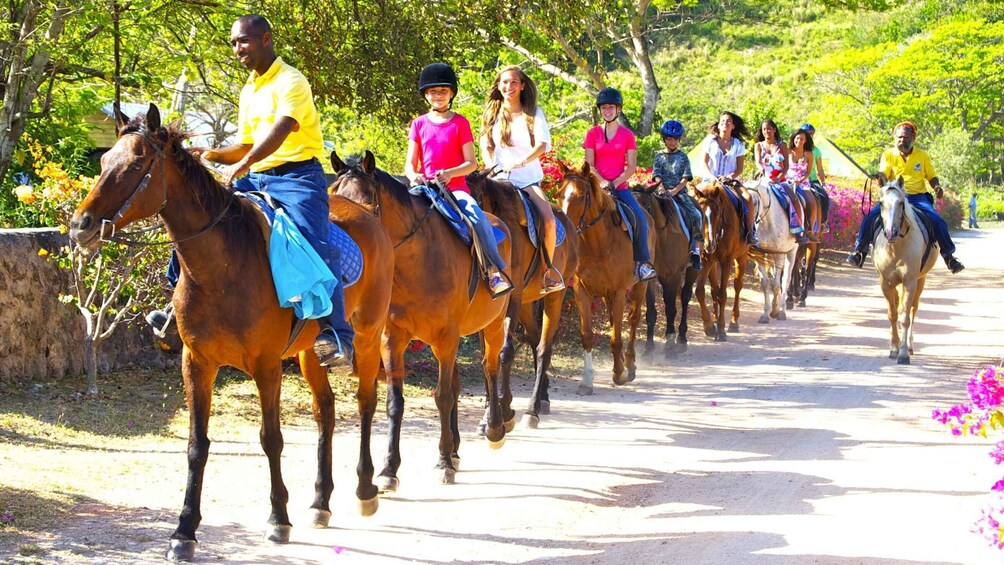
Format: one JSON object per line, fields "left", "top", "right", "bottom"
{"left": 583, "top": 125, "right": 637, "bottom": 189}
{"left": 408, "top": 113, "right": 474, "bottom": 193}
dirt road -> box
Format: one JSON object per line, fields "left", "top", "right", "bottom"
{"left": 18, "top": 228, "right": 1004, "bottom": 564}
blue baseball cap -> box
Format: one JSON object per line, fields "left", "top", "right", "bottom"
{"left": 801, "top": 123, "right": 815, "bottom": 132}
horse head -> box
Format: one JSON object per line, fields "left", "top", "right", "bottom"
{"left": 70, "top": 104, "right": 184, "bottom": 250}
{"left": 693, "top": 178, "right": 728, "bottom": 254}
{"left": 879, "top": 176, "right": 908, "bottom": 242}
{"left": 558, "top": 160, "right": 611, "bottom": 235}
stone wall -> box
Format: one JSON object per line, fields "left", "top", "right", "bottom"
{"left": 0, "top": 228, "right": 175, "bottom": 381}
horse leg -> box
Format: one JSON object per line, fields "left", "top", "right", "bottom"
{"left": 908, "top": 276, "right": 927, "bottom": 356}
{"left": 626, "top": 282, "right": 647, "bottom": 381}
{"left": 728, "top": 256, "right": 747, "bottom": 334}
{"left": 480, "top": 320, "right": 509, "bottom": 447}
{"left": 348, "top": 330, "right": 382, "bottom": 516}
{"left": 296, "top": 349, "right": 340, "bottom": 524}
{"left": 807, "top": 244, "right": 819, "bottom": 292}
{"left": 375, "top": 332, "right": 408, "bottom": 493}
{"left": 696, "top": 262, "right": 716, "bottom": 337}
{"left": 644, "top": 282, "right": 657, "bottom": 354}
{"left": 482, "top": 298, "right": 520, "bottom": 436}
{"left": 897, "top": 279, "right": 922, "bottom": 364}
{"left": 251, "top": 361, "right": 292, "bottom": 544}
{"left": 429, "top": 338, "right": 462, "bottom": 484}
{"left": 573, "top": 282, "right": 597, "bottom": 395}
{"left": 757, "top": 260, "right": 772, "bottom": 324}
{"left": 522, "top": 296, "right": 560, "bottom": 427}
{"left": 777, "top": 249, "right": 797, "bottom": 321}
{"left": 607, "top": 291, "right": 628, "bottom": 385}
{"left": 450, "top": 364, "right": 462, "bottom": 469}
{"left": 787, "top": 244, "right": 803, "bottom": 309}
{"left": 663, "top": 277, "right": 680, "bottom": 359}
{"left": 880, "top": 281, "right": 901, "bottom": 360}
{"left": 167, "top": 352, "right": 218, "bottom": 561}
{"left": 678, "top": 268, "right": 697, "bottom": 353}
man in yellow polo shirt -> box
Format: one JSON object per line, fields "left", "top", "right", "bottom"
{"left": 846, "top": 122, "right": 964, "bottom": 274}
{"left": 149, "top": 14, "right": 353, "bottom": 365}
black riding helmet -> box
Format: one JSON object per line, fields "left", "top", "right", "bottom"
{"left": 418, "top": 63, "right": 458, "bottom": 99}
{"left": 596, "top": 87, "right": 623, "bottom": 107}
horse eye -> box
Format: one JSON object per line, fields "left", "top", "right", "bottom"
{"left": 131, "top": 162, "right": 144, "bottom": 171}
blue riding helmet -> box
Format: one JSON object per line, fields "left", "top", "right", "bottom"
{"left": 660, "top": 120, "right": 685, "bottom": 139}
{"left": 596, "top": 87, "right": 623, "bottom": 107}
{"left": 801, "top": 122, "right": 815, "bottom": 132}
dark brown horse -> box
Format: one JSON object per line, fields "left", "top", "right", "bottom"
{"left": 329, "top": 150, "right": 513, "bottom": 490}
{"left": 467, "top": 171, "right": 578, "bottom": 428}
{"left": 787, "top": 239, "right": 820, "bottom": 308}
{"left": 633, "top": 188, "right": 698, "bottom": 358}
{"left": 67, "top": 105, "right": 393, "bottom": 561}
{"left": 558, "top": 161, "right": 653, "bottom": 394}
{"left": 692, "top": 178, "right": 750, "bottom": 341}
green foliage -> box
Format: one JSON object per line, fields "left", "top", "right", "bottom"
{"left": 927, "top": 127, "right": 982, "bottom": 189}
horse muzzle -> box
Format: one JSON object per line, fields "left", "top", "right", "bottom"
{"left": 883, "top": 227, "right": 899, "bottom": 242}
{"left": 69, "top": 212, "right": 103, "bottom": 250}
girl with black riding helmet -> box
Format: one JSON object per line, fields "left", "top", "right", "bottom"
{"left": 652, "top": 119, "right": 703, "bottom": 270}
{"left": 405, "top": 62, "right": 512, "bottom": 297}
{"left": 583, "top": 87, "right": 656, "bottom": 282}
{"left": 701, "top": 111, "right": 758, "bottom": 246}
{"left": 480, "top": 65, "right": 565, "bottom": 295}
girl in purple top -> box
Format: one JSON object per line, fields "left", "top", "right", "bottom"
{"left": 405, "top": 63, "right": 511, "bottom": 296}
{"left": 582, "top": 87, "right": 656, "bottom": 282}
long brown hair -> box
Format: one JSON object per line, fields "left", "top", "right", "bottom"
{"left": 481, "top": 65, "right": 539, "bottom": 153}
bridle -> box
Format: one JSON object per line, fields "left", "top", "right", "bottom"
{"left": 98, "top": 132, "right": 234, "bottom": 247}
{"left": 563, "top": 174, "right": 606, "bottom": 235}
{"left": 335, "top": 168, "right": 435, "bottom": 249}
{"left": 880, "top": 186, "right": 908, "bottom": 240}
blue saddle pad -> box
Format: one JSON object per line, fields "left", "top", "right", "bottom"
{"left": 768, "top": 183, "right": 791, "bottom": 215}
{"left": 239, "top": 192, "right": 363, "bottom": 288}
{"left": 518, "top": 190, "right": 566, "bottom": 247}
{"left": 407, "top": 183, "right": 507, "bottom": 246}
{"left": 614, "top": 199, "right": 635, "bottom": 243}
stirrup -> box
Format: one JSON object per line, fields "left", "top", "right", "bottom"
{"left": 487, "top": 270, "right": 514, "bottom": 299}
{"left": 945, "top": 256, "right": 965, "bottom": 274}
{"left": 635, "top": 262, "right": 657, "bottom": 282}
{"left": 540, "top": 267, "right": 566, "bottom": 295}
{"left": 846, "top": 251, "right": 866, "bottom": 268}
{"left": 314, "top": 328, "right": 353, "bottom": 367}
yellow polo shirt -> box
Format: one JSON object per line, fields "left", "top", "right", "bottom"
{"left": 238, "top": 57, "right": 325, "bottom": 173}
{"left": 879, "top": 146, "right": 937, "bottom": 195}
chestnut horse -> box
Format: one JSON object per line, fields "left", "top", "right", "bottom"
{"left": 467, "top": 171, "right": 578, "bottom": 428}
{"left": 558, "top": 162, "right": 653, "bottom": 394}
{"left": 633, "top": 188, "right": 697, "bottom": 359}
{"left": 68, "top": 105, "right": 393, "bottom": 561}
{"left": 330, "top": 150, "right": 513, "bottom": 489}
{"left": 872, "top": 178, "right": 938, "bottom": 364}
{"left": 692, "top": 178, "right": 751, "bottom": 341}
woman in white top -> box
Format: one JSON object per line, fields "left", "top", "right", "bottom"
{"left": 480, "top": 66, "right": 564, "bottom": 294}
{"left": 702, "top": 111, "right": 757, "bottom": 245}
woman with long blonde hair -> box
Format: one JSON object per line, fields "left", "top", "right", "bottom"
{"left": 480, "top": 65, "right": 564, "bottom": 294}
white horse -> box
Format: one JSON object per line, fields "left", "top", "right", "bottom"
{"left": 745, "top": 178, "right": 799, "bottom": 324}
{"left": 872, "top": 178, "right": 938, "bottom": 364}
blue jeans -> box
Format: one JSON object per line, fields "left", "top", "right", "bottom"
{"left": 453, "top": 190, "right": 507, "bottom": 270}
{"left": 611, "top": 188, "right": 651, "bottom": 263}
{"left": 854, "top": 192, "right": 956, "bottom": 257}
{"left": 167, "top": 160, "right": 353, "bottom": 347}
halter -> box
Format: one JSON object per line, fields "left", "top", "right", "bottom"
{"left": 563, "top": 174, "right": 606, "bottom": 235}
{"left": 99, "top": 132, "right": 234, "bottom": 247}
{"left": 881, "top": 187, "right": 909, "bottom": 240}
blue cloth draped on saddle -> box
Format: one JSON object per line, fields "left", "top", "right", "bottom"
{"left": 240, "top": 192, "right": 363, "bottom": 320}
{"left": 665, "top": 197, "right": 691, "bottom": 241}
{"left": 407, "top": 183, "right": 508, "bottom": 246}
{"left": 613, "top": 199, "right": 636, "bottom": 243}
{"left": 519, "top": 190, "right": 566, "bottom": 248}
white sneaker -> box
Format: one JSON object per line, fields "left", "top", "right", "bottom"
{"left": 488, "top": 270, "right": 513, "bottom": 297}
{"left": 635, "top": 262, "right": 657, "bottom": 282}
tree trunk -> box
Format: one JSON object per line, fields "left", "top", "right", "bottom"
{"left": 619, "top": 6, "right": 660, "bottom": 137}
{"left": 84, "top": 335, "right": 99, "bottom": 396}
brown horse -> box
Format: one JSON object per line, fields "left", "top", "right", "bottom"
{"left": 329, "top": 150, "right": 513, "bottom": 490}
{"left": 787, "top": 239, "right": 820, "bottom": 308}
{"left": 558, "top": 161, "right": 653, "bottom": 394}
{"left": 633, "top": 188, "right": 698, "bottom": 359}
{"left": 67, "top": 105, "right": 393, "bottom": 561}
{"left": 692, "top": 178, "right": 751, "bottom": 341}
{"left": 467, "top": 171, "right": 578, "bottom": 428}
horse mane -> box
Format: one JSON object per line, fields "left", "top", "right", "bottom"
{"left": 120, "top": 117, "right": 264, "bottom": 257}
{"left": 703, "top": 180, "right": 742, "bottom": 235}
{"left": 342, "top": 154, "right": 413, "bottom": 209}
{"left": 466, "top": 172, "right": 522, "bottom": 227}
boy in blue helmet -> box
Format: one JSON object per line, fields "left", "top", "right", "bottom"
{"left": 652, "top": 119, "right": 702, "bottom": 270}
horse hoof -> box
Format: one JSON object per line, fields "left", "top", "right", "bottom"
{"left": 797, "top": 300, "right": 806, "bottom": 308}
{"left": 664, "top": 347, "right": 678, "bottom": 360}
{"left": 758, "top": 314, "right": 770, "bottom": 324}
{"left": 504, "top": 416, "right": 516, "bottom": 433}
{"left": 452, "top": 455, "right": 461, "bottom": 471}
{"left": 358, "top": 497, "right": 379, "bottom": 517}
{"left": 576, "top": 385, "right": 593, "bottom": 396}
{"left": 613, "top": 373, "right": 628, "bottom": 386}
{"left": 166, "top": 539, "right": 196, "bottom": 561}
{"left": 786, "top": 300, "right": 794, "bottom": 309}
{"left": 375, "top": 475, "right": 399, "bottom": 493}
{"left": 705, "top": 324, "right": 717, "bottom": 338}
{"left": 898, "top": 356, "right": 910, "bottom": 365}
{"left": 539, "top": 400, "right": 550, "bottom": 415}
{"left": 488, "top": 435, "right": 506, "bottom": 450}
{"left": 715, "top": 333, "right": 728, "bottom": 342}
{"left": 441, "top": 467, "right": 457, "bottom": 485}
{"left": 777, "top": 311, "right": 786, "bottom": 321}
{"left": 521, "top": 413, "right": 540, "bottom": 429}
{"left": 676, "top": 341, "right": 688, "bottom": 354}
{"left": 908, "top": 347, "right": 914, "bottom": 355}
{"left": 728, "top": 323, "right": 740, "bottom": 333}
{"left": 888, "top": 351, "right": 897, "bottom": 359}
{"left": 312, "top": 509, "right": 332, "bottom": 528}
{"left": 265, "top": 524, "right": 292, "bottom": 544}
{"left": 627, "top": 367, "right": 637, "bottom": 383}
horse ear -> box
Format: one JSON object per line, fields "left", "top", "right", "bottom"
{"left": 146, "top": 103, "right": 161, "bottom": 132}
{"left": 362, "top": 150, "right": 376, "bottom": 174}
{"left": 557, "top": 160, "right": 569, "bottom": 176}
{"left": 330, "top": 150, "right": 345, "bottom": 173}
{"left": 896, "top": 175, "right": 904, "bottom": 189}
{"left": 114, "top": 107, "right": 130, "bottom": 134}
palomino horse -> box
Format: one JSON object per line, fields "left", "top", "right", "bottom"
{"left": 872, "top": 178, "right": 938, "bottom": 364}
{"left": 692, "top": 178, "right": 751, "bottom": 341}
{"left": 633, "top": 187, "right": 697, "bottom": 359}
{"left": 746, "top": 177, "right": 799, "bottom": 324}
{"left": 67, "top": 105, "right": 393, "bottom": 561}
{"left": 467, "top": 171, "right": 578, "bottom": 428}
{"left": 559, "top": 161, "right": 653, "bottom": 394}
{"left": 330, "top": 150, "right": 513, "bottom": 489}
{"left": 787, "top": 238, "right": 820, "bottom": 308}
